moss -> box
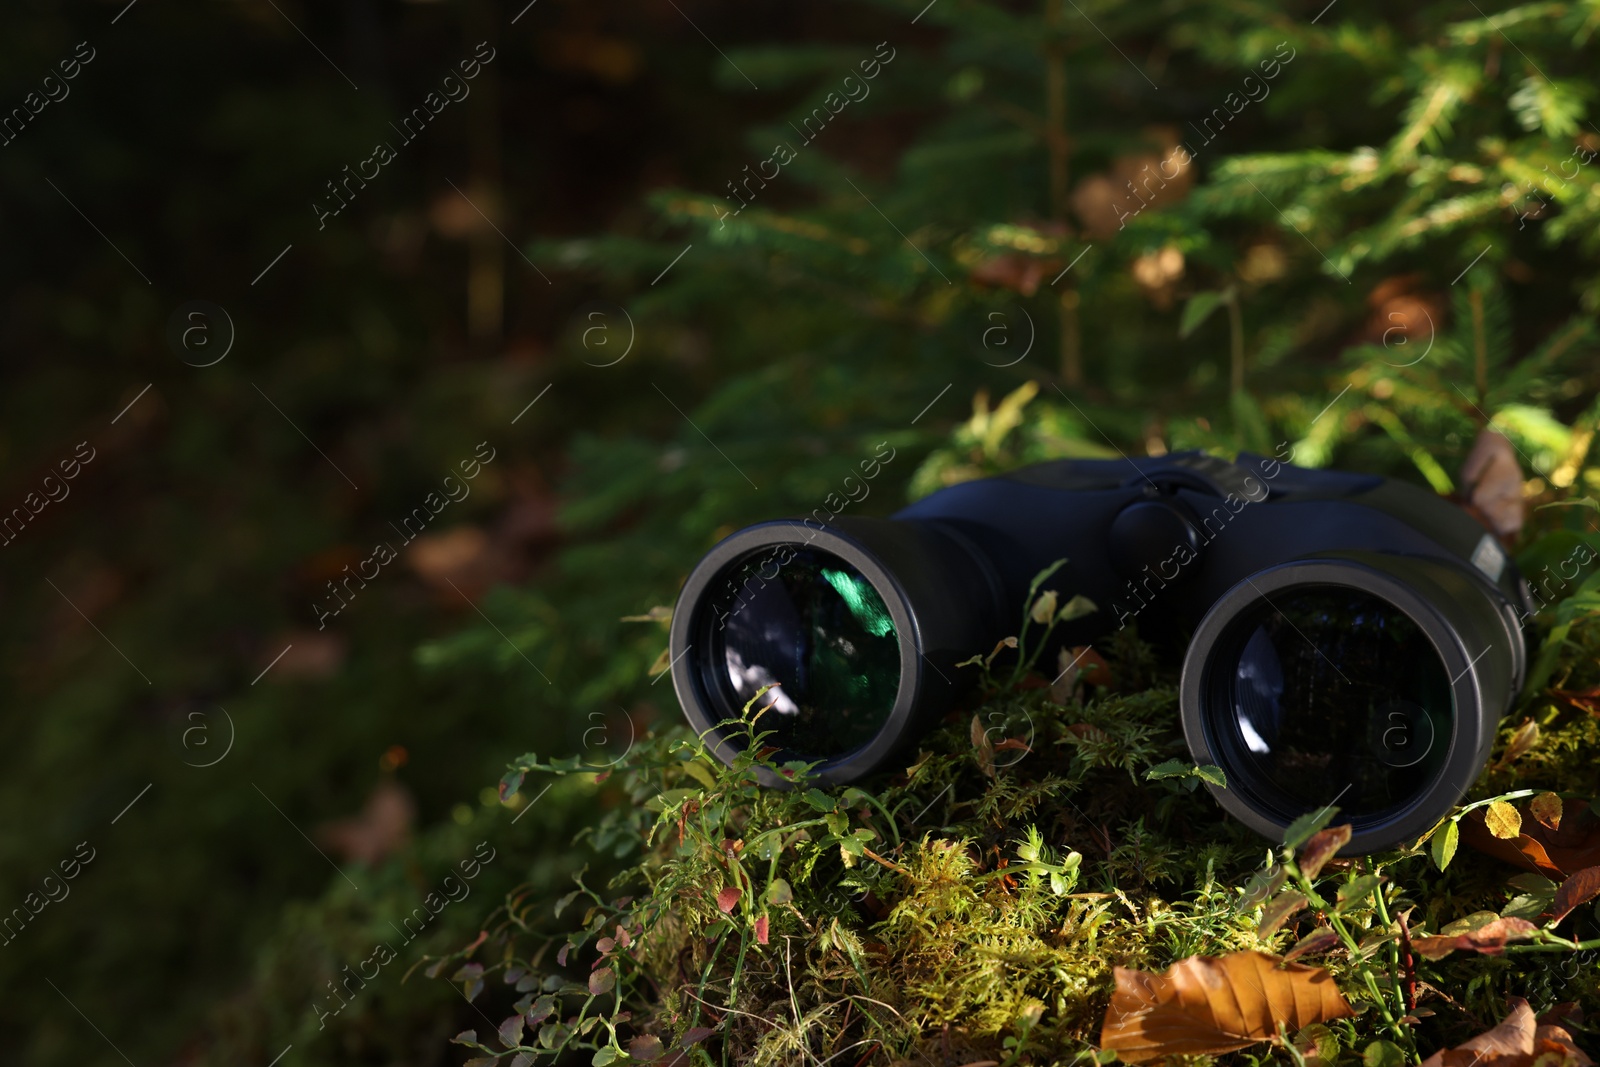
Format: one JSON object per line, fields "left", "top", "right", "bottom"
{"left": 439, "top": 585, "right": 1600, "bottom": 1067}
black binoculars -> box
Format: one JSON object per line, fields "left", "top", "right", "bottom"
{"left": 668, "top": 450, "right": 1531, "bottom": 853}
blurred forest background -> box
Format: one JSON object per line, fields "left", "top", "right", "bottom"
{"left": 2, "top": 0, "right": 1598, "bottom": 1065}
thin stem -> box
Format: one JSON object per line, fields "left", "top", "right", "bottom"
{"left": 861, "top": 846, "right": 909, "bottom": 875}
{"left": 742, "top": 817, "right": 830, "bottom": 854}
{"left": 1043, "top": 0, "right": 1082, "bottom": 387}
{"left": 1507, "top": 934, "right": 1600, "bottom": 954}
{"left": 688, "top": 927, "right": 731, "bottom": 1037}
{"left": 1368, "top": 880, "right": 1414, "bottom": 1053}
{"left": 1226, "top": 290, "right": 1245, "bottom": 395}
{"left": 1059, "top": 289, "right": 1083, "bottom": 388}
{"left": 1470, "top": 287, "right": 1488, "bottom": 404}
{"left": 1044, "top": 0, "right": 1069, "bottom": 218}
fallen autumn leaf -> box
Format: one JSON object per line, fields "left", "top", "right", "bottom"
{"left": 1100, "top": 950, "right": 1354, "bottom": 1063}
{"left": 1418, "top": 997, "right": 1592, "bottom": 1067}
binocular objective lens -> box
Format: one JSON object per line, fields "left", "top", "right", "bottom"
{"left": 1214, "top": 586, "right": 1454, "bottom": 823}
{"left": 708, "top": 548, "right": 901, "bottom": 762}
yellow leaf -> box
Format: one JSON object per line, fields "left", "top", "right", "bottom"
{"left": 646, "top": 646, "right": 672, "bottom": 678}
{"left": 1485, "top": 801, "right": 1523, "bottom": 840}
{"left": 1030, "top": 589, "right": 1058, "bottom": 625}
{"left": 1531, "top": 792, "right": 1563, "bottom": 831}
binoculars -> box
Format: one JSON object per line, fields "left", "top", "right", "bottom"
{"left": 668, "top": 450, "right": 1531, "bottom": 853}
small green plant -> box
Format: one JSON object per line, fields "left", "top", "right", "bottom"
{"left": 954, "top": 557, "right": 1098, "bottom": 691}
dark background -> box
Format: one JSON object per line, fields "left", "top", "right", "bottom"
{"left": 1, "top": 1, "right": 828, "bottom": 1060}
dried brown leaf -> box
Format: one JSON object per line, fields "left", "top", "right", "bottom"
{"left": 1422, "top": 999, "right": 1535, "bottom": 1067}
{"left": 1420, "top": 998, "right": 1593, "bottom": 1067}
{"left": 1100, "top": 950, "right": 1353, "bottom": 1063}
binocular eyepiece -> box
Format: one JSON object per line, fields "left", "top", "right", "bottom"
{"left": 669, "top": 451, "right": 1531, "bottom": 853}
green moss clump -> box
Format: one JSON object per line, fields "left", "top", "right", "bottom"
{"left": 430, "top": 581, "right": 1600, "bottom": 1067}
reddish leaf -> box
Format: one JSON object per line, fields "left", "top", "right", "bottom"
{"left": 1051, "top": 645, "right": 1114, "bottom": 703}
{"left": 1552, "top": 866, "right": 1600, "bottom": 925}
{"left": 1551, "top": 687, "right": 1600, "bottom": 716}
{"left": 969, "top": 250, "right": 1059, "bottom": 297}
{"left": 1100, "top": 950, "right": 1354, "bottom": 1063}
{"left": 628, "top": 1036, "right": 666, "bottom": 1063}
{"left": 1283, "top": 928, "right": 1342, "bottom": 962}
{"left": 525, "top": 995, "right": 556, "bottom": 1025}
{"left": 971, "top": 714, "right": 996, "bottom": 778}
{"left": 588, "top": 966, "right": 616, "bottom": 996}
{"left": 1410, "top": 917, "right": 1538, "bottom": 961}
{"left": 716, "top": 885, "right": 740, "bottom": 914}
{"left": 755, "top": 914, "right": 770, "bottom": 945}
{"left": 1299, "top": 825, "right": 1353, "bottom": 881}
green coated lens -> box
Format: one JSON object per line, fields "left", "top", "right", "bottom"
{"left": 711, "top": 548, "right": 901, "bottom": 761}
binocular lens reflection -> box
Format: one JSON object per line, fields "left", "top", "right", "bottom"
{"left": 712, "top": 548, "right": 901, "bottom": 761}
{"left": 1216, "top": 586, "right": 1454, "bottom": 823}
